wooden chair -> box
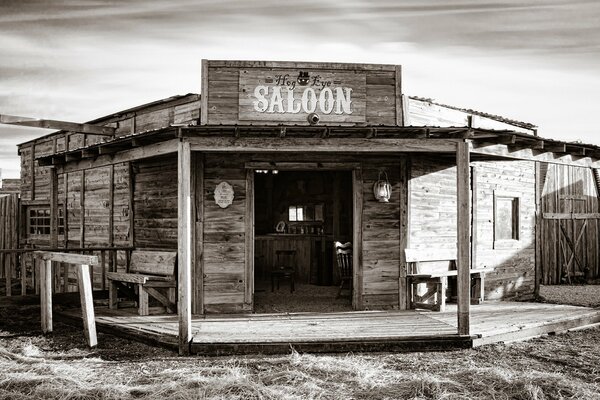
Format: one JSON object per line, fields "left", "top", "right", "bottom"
{"left": 335, "top": 241, "right": 353, "bottom": 298}
{"left": 271, "top": 250, "right": 296, "bottom": 293}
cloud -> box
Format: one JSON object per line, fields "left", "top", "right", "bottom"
{"left": 1, "top": 0, "right": 600, "bottom": 177}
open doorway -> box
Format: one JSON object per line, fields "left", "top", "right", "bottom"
{"left": 253, "top": 170, "right": 353, "bottom": 313}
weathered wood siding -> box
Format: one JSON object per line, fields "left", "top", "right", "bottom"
{"left": 203, "top": 60, "right": 400, "bottom": 126}
{"left": 0, "top": 194, "right": 19, "bottom": 295}
{"left": 202, "top": 154, "right": 248, "bottom": 314}
{"left": 133, "top": 155, "right": 178, "bottom": 250}
{"left": 473, "top": 161, "right": 536, "bottom": 300}
{"left": 540, "top": 164, "right": 599, "bottom": 284}
{"left": 361, "top": 160, "right": 403, "bottom": 309}
{"left": 18, "top": 94, "right": 200, "bottom": 207}
{"left": 406, "top": 97, "right": 535, "bottom": 134}
{"left": 409, "top": 156, "right": 536, "bottom": 300}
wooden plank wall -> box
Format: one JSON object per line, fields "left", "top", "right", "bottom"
{"left": 133, "top": 155, "right": 178, "bottom": 250}
{"left": 473, "top": 160, "right": 536, "bottom": 300}
{"left": 409, "top": 156, "right": 536, "bottom": 300}
{"left": 204, "top": 62, "right": 398, "bottom": 126}
{"left": 540, "top": 164, "right": 599, "bottom": 284}
{"left": 406, "top": 97, "right": 535, "bottom": 134}
{"left": 202, "top": 154, "right": 249, "bottom": 313}
{"left": 18, "top": 95, "right": 201, "bottom": 206}
{"left": 361, "top": 160, "right": 403, "bottom": 309}
{"left": 0, "top": 194, "right": 19, "bottom": 295}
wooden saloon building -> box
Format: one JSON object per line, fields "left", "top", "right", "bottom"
{"left": 9, "top": 60, "right": 600, "bottom": 354}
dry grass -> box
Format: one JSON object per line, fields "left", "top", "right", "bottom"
{"left": 2, "top": 287, "right": 600, "bottom": 399}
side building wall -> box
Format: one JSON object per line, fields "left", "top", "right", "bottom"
{"left": 409, "top": 156, "right": 536, "bottom": 300}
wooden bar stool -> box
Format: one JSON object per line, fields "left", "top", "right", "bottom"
{"left": 271, "top": 250, "right": 296, "bottom": 293}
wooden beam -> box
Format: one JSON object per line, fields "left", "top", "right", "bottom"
{"left": 177, "top": 140, "right": 192, "bottom": 355}
{"left": 395, "top": 65, "right": 403, "bottom": 127}
{"left": 472, "top": 142, "right": 600, "bottom": 168}
{"left": 543, "top": 212, "right": 600, "bottom": 220}
{"left": 543, "top": 143, "right": 567, "bottom": 153}
{"left": 77, "top": 263, "right": 98, "bottom": 347}
{"left": 194, "top": 154, "right": 204, "bottom": 315}
{"left": 534, "top": 162, "right": 542, "bottom": 298}
{"left": 65, "top": 152, "right": 82, "bottom": 162}
{"left": 352, "top": 167, "right": 363, "bottom": 310}
{"left": 245, "top": 169, "right": 254, "bottom": 308}
{"left": 0, "top": 114, "right": 115, "bottom": 136}
{"left": 187, "top": 137, "right": 458, "bottom": 153}
{"left": 498, "top": 134, "right": 516, "bottom": 145}
{"left": 456, "top": 140, "right": 471, "bottom": 336}
{"left": 398, "top": 156, "right": 409, "bottom": 310}
{"left": 56, "top": 139, "right": 179, "bottom": 174}
{"left": 245, "top": 162, "right": 362, "bottom": 171}
{"left": 200, "top": 60, "right": 208, "bottom": 125}
{"left": 40, "top": 259, "right": 52, "bottom": 333}
{"left": 34, "top": 251, "right": 98, "bottom": 265}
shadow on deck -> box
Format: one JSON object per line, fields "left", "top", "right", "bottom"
{"left": 58, "top": 302, "right": 600, "bottom": 355}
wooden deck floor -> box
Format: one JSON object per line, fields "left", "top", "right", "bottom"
{"left": 59, "top": 302, "right": 600, "bottom": 355}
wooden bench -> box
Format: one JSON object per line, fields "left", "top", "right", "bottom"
{"left": 405, "top": 248, "right": 491, "bottom": 312}
{"left": 107, "top": 250, "right": 177, "bottom": 316}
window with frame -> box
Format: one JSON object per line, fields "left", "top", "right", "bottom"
{"left": 288, "top": 204, "right": 324, "bottom": 222}
{"left": 493, "top": 192, "right": 520, "bottom": 246}
{"left": 28, "top": 207, "right": 64, "bottom": 236}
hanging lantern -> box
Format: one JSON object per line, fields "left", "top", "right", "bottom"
{"left": 373, "top": 171, "right": 392, "bottom": 203}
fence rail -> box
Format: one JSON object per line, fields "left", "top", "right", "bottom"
{"left": 0, "top": 247, "right": 134, "bottom": 297}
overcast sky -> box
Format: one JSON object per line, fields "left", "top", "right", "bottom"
{"left": 1, "top": 0, "right": 599, "bottom": 178}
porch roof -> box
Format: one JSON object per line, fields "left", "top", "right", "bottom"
{"left": 37, "top": 124, "right": 600, "bottom": 169}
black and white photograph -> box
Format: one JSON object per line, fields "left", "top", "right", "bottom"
{"left": 1, "top": 1, "right": 600, "bottom": 398}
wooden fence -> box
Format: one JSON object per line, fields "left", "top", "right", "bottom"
{"left": 0, "top": 247, "right": 133, "bottom": 297}
{"left": 0, "top": 194, "right": 19, "bottom": 296}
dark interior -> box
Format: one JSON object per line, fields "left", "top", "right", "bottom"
{"left": 253, "top": 170, "right": 353, "bottom": 313}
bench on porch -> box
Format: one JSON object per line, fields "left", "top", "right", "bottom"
{"left": 405, "top": 248, "right": 491, "bottom": 312}
{"left": 107, "top": 250, "right": 177, "bottom": 316}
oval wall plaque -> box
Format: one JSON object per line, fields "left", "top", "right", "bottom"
{"left": 214, "top": 181, "right": 235, "bottom": 208}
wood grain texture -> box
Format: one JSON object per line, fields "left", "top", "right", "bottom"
{"left": 204, "top": 60, "right": 400, "bottom": 126}
{"left": 456, "top": 141, "right": 471, "bottom": 336}
{"left": 177, "top": 141, "right": 192, "bottom": 355}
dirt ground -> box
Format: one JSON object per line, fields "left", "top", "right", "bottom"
{"left": 1, "top": 286, "right": 599, "bottom": 399}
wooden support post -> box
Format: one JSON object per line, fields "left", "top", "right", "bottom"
{"left": 40, "top": 259, "right": 52, "bottom": 333}
{"left": 399, "top": 157, "right": 410, "bottom": 309}
{"left": 177, "top": 140, "right": 192, "bottom": 355}
{"left": 138, "top": 284, "right": 149, "bottom": 316}
{"left": 534, "top": 162, "right": 542, "bottom": 297}
{"left": 76, "top": 263, "right": 97, "bottom": 347}
{"left": 194, "top": 154, "right": 204, "bottom": 315}
{"left": 456, "top": 141, "right": 471, "bottom": 336}
{"left": 245, "top": 168, "right": 254, "bottom": 308}
{"left": 352, "top": 167, "right": 363, "bottom": 310}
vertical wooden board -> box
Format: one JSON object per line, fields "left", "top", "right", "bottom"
{"left": 177, "top": 141, "right": 192, "bottom": 355}
{"left": 194, "top": 154, "right": 204, "bottom": 314}
{"left": 77, "top": 264, "right": 97, "bottom": 347}
{"left": 456, "top": 141, "right": 470, "bottom": 336}
{"left": 245, "top": 169, "right": 254, "bottom": 306}
{"left": 352, "top": 167, "right": 363, "bottom": 310}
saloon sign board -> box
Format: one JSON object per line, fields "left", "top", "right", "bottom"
{"left": 201, "top": 60, "right": 400, "bottom": 126}
{"left": 238, "top": 69, "right": 367, "bottom": 123}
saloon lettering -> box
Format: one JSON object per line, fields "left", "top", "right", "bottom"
{"left": 252, "top": 73, "right": 353, "bottom": 115}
